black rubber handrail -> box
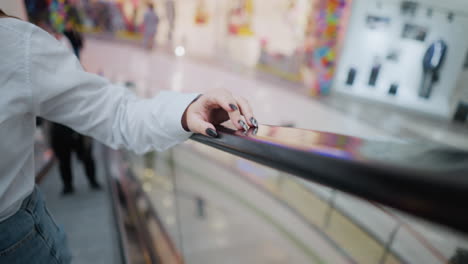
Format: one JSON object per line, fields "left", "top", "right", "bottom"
{"left": 190, "top": 125, "right": 468, "bottom": 234}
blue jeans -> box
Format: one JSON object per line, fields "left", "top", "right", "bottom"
{"left": 0, "top": 187, "right": 72, "bottom": 263}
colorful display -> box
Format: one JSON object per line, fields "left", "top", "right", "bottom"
{"left": 194, "top": 0, "right": 209, "bottom": 25}
{"left": 49, "top": 0, "right": 66, "bottom": 32}
{"left": 227, "top": 0, "right": 254, "bottom": 36}
{"left": 306, "top": 0, "right": 349, "bottom": 95}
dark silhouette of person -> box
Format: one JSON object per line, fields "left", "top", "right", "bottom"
{"left": 50, "top": 123, "right": 101, "bottom": 195}
{"left": 63, "top": 1, "right": 84, "bottom": 59}
{"left": 48, "top": 3, "right": 97, "bottom": 195}
{"left": 450, "top": 248, "right": 468, "bottom": 264}
{"left": 63, "top": 22, "right": 83, "bottom": 59}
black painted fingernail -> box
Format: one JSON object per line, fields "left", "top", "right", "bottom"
{"left": 253, "top": 127, "right": 258, "bottom": 135}
{"left": 229, "top": 104, "right": 238, "bottom": 111}
{"left": 250, "top": 117, "right": 258, "bottom": 127}
{"left": 206, "top": 128, "right": 218, "bottom": 138}
{"left": 238, "top": 120, "right": 249, "bottom": 131}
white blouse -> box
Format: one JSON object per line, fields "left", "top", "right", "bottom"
{"left": 0, "top": 18, "right": 198, "bottom": 221}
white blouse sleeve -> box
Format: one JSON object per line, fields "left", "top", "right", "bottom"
{"left": 28, "top": 26, "right": 199, "bottom": 154}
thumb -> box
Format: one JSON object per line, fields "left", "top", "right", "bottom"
{"left": 189, "top": 116, "right": 218, "bottom": 138}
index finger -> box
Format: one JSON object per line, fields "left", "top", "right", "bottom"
{"left": 207, "top": 91, "right": 246, "bottom": 130}
{"left": 236, "top": 96, "right": 257, "bottom": 127}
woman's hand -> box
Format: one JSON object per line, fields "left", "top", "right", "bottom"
{"left": 182, "top": 89, "right": 258, "bottom": 137}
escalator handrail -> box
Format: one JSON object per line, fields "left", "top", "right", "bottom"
{"left": 190, "top": 125, "right": 468, "bottom": 234}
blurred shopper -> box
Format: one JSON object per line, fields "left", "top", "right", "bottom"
{"left": 37, "top": 20, "right": 96, "bottom": 195}
{"left": 0, "top": 9, "right": 256, "bottom": 264}
{"left": 63, "top": 21, "right": 84, "bottom": 59}
{"left": 165, "top": 0, "right": 176, "bottom": 42}
{"left": 24, "top": 0, "right": 49, "bottom": 24}
{"left": 142, "top": 3, "right": 159, "bottom": 50}
{"left": 59, "top": 5, "right": 99, "bottom": 195}
{"left": 50, "top": 124, "right": 100, "bottom": 195}
{"left": 63, "top": 0, "right": 84, "bottom": 59}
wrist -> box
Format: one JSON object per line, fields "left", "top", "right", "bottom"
{"left": 181, "top": 94, "right": 202, "bottom": 132}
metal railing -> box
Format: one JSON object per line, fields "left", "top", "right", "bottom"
{"left": 106, "top": 124, "right": 468, "bottom": 264}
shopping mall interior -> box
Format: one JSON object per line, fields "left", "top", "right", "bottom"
{"left": 2, "top": 0, "right": 468, "bottom": 263}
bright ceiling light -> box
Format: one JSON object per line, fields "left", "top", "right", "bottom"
{"left": 175, "top": 46, "right": 186, "bottom": 57}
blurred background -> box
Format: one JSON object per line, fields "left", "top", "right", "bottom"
{"left": 2, "top": 0, "right": 468, "bottom": 263}
{"left": 8, "top": 0, "right": 468, "bottom": 125}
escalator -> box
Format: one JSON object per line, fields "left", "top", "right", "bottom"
{"left": 104, "top": 125, "right": 468, "bottom": 264}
